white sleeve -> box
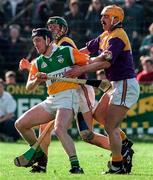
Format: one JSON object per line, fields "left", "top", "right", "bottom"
{"left": 5, "top": 93, "right": 17, "bottom": 113}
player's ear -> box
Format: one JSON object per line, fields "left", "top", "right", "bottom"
{"left": 48, "top": 40, "right": 53, "bottom": 47}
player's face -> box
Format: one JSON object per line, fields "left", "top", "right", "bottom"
{"left": 32, "top": 36, "right": 46, "bottom": 54}
{"left": 101, "top": 14, "right": 112, "bottom": 31}
{"left": 48, "top": 24, "right": 62, "bottom": 37}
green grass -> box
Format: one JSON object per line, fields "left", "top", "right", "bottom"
{"left": 0, "top": 141, "right": 153, "bottom": 180}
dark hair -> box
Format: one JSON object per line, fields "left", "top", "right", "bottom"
{"left": 32, "top": 28, "right": 53, "bottom": 41}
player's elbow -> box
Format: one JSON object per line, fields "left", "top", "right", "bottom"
{"left": 26, "top": 84, "right": 32, "bottom": 91}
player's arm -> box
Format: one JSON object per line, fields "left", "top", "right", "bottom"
{"left": 72, "top": 48, "right": 90, "bottom": 66}
{"left": 26, "top": 63, "right": 46, "bottom": 91}
{"left": 90, "top": 50, "right": 112, "bottom": 63}
{"left": 65, "top": 49, "right": 111, "bottom": 78}
{"left": 77, "top": 37, "right": 125, "bottom": 75}
{"left": 0, "top": 113, "right": 14, "bottom": 123}
{"left": 79, "top": 36, "right": 100, "bottom": 55}
{"left": 65, "top": 61, "right": 110, "bottom": 78}
{"left": 79, "top": 46, "right": 90, "bottom": 54}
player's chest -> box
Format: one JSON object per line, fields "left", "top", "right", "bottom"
{"left": 38, "top": 55, "right": 72, "bottom": 73}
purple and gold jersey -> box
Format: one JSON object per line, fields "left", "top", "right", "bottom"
{"left": 57, "top": 36, "right": 77, "bottom": 49}
{"left": 86, "top": 28, "right": 136, "bottom": 81}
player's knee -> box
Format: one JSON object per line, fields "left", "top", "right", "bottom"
{"left": 54, "top": 125, "right": 64, "bottom": 138}
{"left": 15, "top": 119, "right": 24, "bottom": 131}
{"left": 80, "top": 130, "right": 94, "bottom": 143}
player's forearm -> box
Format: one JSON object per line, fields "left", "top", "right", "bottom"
{"left": 90, "top": 51, "right": 112, "bottom": 63}
{"left": 26, "top": 79, "right": 40, "bottom": 92}
{"left": 80, "top": 61, "right": 110, "bottom": 74}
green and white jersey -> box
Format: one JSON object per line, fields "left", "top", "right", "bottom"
{"left": 29, "top": 45, "right": 89, "bottom": 94}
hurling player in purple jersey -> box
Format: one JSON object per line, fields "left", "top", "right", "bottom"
{"left": 65, "top": 5, "right": 140, "bottom": 174}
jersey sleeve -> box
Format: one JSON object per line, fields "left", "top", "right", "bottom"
{"left": 72, "top": 48, "right": 89, "bottom": 65}
{"left": 28, "top": 61, "right": 39, "bottom": 80}
{"left": 58, "top": 37, "right": 78, "bottom": 49}
{"left": 86, "top": 36, "right": 100, "bottom": 54}
{"left": 6, "top": 94, "right": 16, "bottom": 113}
{"left": 60, "top": 41, "right": 77, "bottom": 49}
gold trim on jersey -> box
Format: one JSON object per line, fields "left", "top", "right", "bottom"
{"left": 99, "top": 28, "right": 132, "bottom": 51}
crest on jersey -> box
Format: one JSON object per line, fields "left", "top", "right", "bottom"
{"left": 49, "top": 58, "right": 52, "bottom": 62}
{"left": 57, "top": 55, "right": 64, "bottom": 63}
{"left": 41, "top": 62, "right": 47, "bottom": 68}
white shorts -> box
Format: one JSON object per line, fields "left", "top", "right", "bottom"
{"left": 109, "top": 78, "right": 140, "bottom": 108}
{"left": 77, "top": 85, "right": 95, "bottom": 113}
{"left": 40, "top": 89, "right": 79, "bottom": 119}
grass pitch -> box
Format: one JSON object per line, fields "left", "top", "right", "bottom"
{"left": 0, "top": 140, "right": 153, "bottom": 180}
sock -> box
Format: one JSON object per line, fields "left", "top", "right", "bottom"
{"left": 120, "top": 130, "right": 127, "bottom": 141}
{"left": 111, "top": 156, "right": 123, "bottom": 169}
{"left": 111, "top": 160, "right": 123, "bottom": 168}
{"left": 69, "top": 155, "right": 80, "bottom": 168}
{"left": 34, "top": 146, "right": 47, "bottom": 167}
{"left": 112, "top": 155, "right": 123, "bottom": 162}
{"left": 37, "top": 153, "right": 48, "bottom": 167}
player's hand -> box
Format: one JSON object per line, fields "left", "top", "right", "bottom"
{"left": 64, "top": 65, "right": 83, "bottom": 78}
{"left": 100, "top": 50, "right": 112, "bottom": 61}
{"left": 35, "top": 72, "right": 47, "bottom": 81}
{"left": 19, "top": 58, "right": 31, "bottom": 71}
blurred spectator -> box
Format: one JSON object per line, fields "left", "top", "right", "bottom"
{"left": 139, "top": 23, "right": 153, "bottom": 56}
{"left": 0, "top": 30, "right": 8, "bottom": 77}
{"left": 5, "top": 24, "right": 27, "bottom": 71}
{"left": 31, "top": 0, "right": 63, "bottom": 28}
{"left": 141, "top": 0, "right": 153, "bottom": 32}
{"left": 122, "top": 0, "right": 144, "bottom": 38}
{"left": 137, "top": 56, "right": 153, "bottom": 83}
{"left": 64, "top": 0, "right": 86, "bottom": 48}
{"left": 32, "top": 0, "right": 52, "bottom": 27}
{"left": 3, "top": 0, "right": 24, "bottom": 27}
{"left": 150, "top": 46, "right": 153, "bottom": 59}
{"left": 4, "top": 24, "right": 29, "bottom": 82}
{"left": 31, "top": 0, "right": 43, "bottom": 27}
{"left": 5, "top": 71, "right": 16, "bottom": 85}
{"left": 0, "top": 1, "right": 5, "bottom": 28}
{"left": 65, "top": 0, "right": 92, "bottom": 16}
{"left": 122, "top": 0, "right": 144, "bottom": 68}
{"left": 85, "top": 0, "right": 104, "bottom": 41}
{"left": 0, "top": 78, "right": 19, "bottom": 142}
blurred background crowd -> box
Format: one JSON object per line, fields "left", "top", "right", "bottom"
{"left": 0, "top": 0, "right": 153, "bottom": 82}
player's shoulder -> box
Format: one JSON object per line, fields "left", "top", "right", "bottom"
{"left": 100, "top": 31, "right": 108, "bottom": 38}
{"left": 111, "top": 28, "right": 128, "bottom": 39}
{"left": 31, "top": 58, "right": 37, "bottom": 64}
{"left": 58, "top": 45, "right": 71, "bottom": 51}
{"left": 58, "top": 36, "right": 77, "bottom": 48}
{"left": 61, "top": 36, "right": 73, "bottom": 42}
